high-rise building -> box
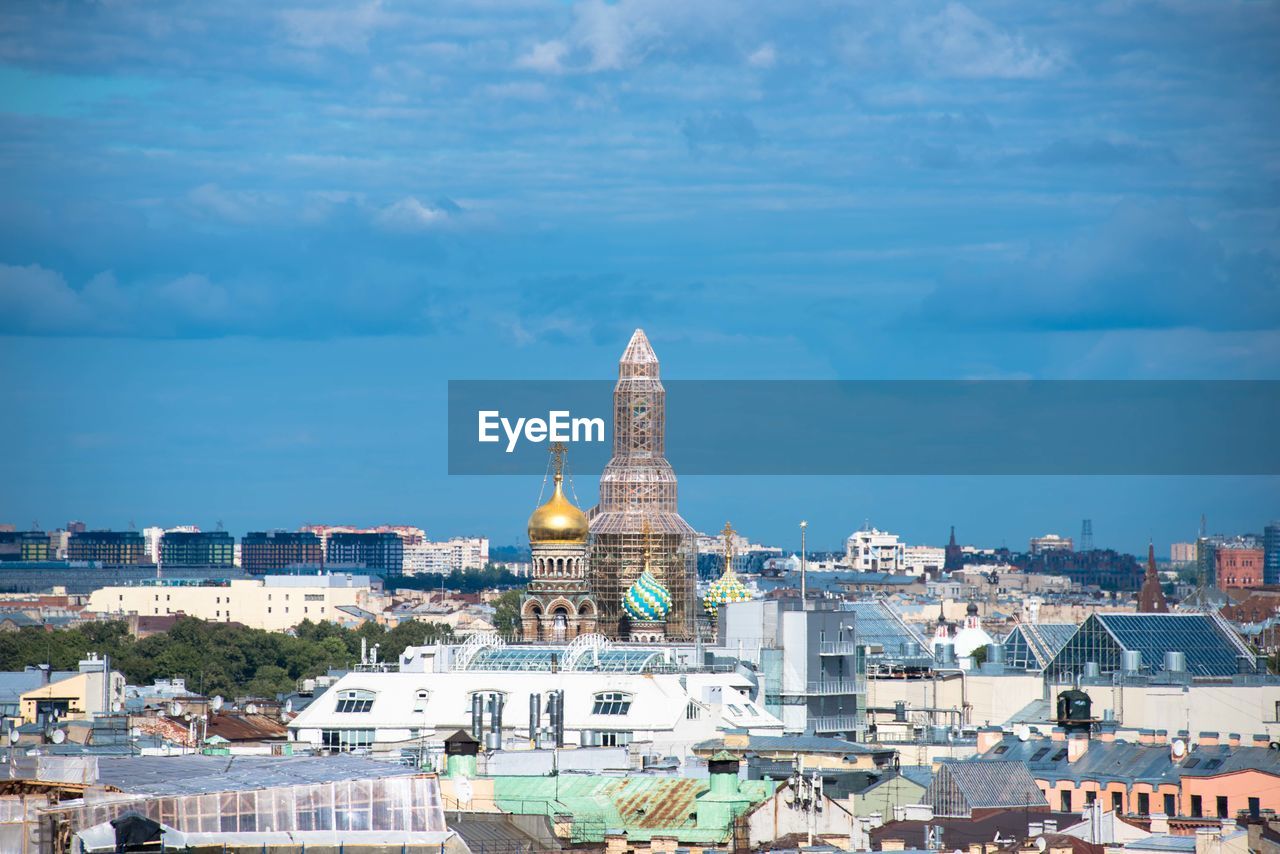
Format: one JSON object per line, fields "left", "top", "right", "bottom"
{"left": 240, "top": 531, "right": 323, "bottom": 575}
{"left": 67, "top": 531, "right": 147, "bottom": 564}
{"left": 403, "top": 537, "right": 489, "bottom": 574}
{"left": 1265, "top": 522, "right": 1280, "bottom": 586}
{"left": 325, "top": 532, "right": 404, "bottom": 577}
{"left": 588, "top": 329, "right": 697, "bottom": 640}
{"left": 160, "top": 530, "right": 235, "bottom": 568}
{"left": 1170, "top": 542, "right": 1197, "bottom": 564}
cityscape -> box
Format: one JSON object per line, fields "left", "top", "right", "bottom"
{"left": 2, "top": 1, "right": 1279, "bottom": 854}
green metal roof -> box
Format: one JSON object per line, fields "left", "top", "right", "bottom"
{"left": 492, "top": 774, "right": 776, "bottom": 843}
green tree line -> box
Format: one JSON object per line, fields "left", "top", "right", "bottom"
{"left": 0, "top": 617, "right": 455, "bottom": 700}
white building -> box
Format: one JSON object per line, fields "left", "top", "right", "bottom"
{"left": 287, "top": 635, "right": 783, "bottom": 758}
{"left": 86, "top": 573, "right": 378, "bottom": 631}
{"left": 902, "top": 546, "right": 945, "bottom": 576}
{"left": 1029, "top": 533, "right": 1073, "bottom": 554}
{"left": 403, "top": 537, "right": 490, "bottom": 574}
{"left": 845, "top": 527, "right": 905, "bottom": 572}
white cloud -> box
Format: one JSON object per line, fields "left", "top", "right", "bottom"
{"left": 516, "top": 40, "right": 569, "bottom": 73}
{"left": 374, "top": 197, "right": 452, "bottom": 232}
{"left": 747, "top": 42, "right": 776, "bottom": 69}
{"left": 279, "top": 0, "right": 387, "bottom": 52}
{"left": 902, "top": 3, "right": 1065, "bottom": 79}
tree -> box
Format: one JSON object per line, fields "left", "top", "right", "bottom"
{"left": 492, "top": 588, "right": 525, "bottom": 637}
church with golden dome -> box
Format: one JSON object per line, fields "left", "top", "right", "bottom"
{"left": 519, "top": 443, "right": 598, "bottom": 641}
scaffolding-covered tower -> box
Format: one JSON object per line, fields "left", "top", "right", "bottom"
{"left": 588, "top": 329, "right": 698, "bottom": 640}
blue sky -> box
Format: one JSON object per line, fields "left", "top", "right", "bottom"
{"left": 1, "top": 1, "right": 1277, "bottom": 553}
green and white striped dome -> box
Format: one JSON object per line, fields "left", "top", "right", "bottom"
{"left": 623, "top": 571, "right": 672, "bottom": 622}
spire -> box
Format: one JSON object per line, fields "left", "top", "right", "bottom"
{"left": 619, "top": 328, "right": 659, "bottom": 378}
{"left": 1138, "top": 539, "right": 1169, "bottom": 613}
{"left": 722, "top": 521, "right": 736, "bottom": 578}
{"left": 949, "top": 526, "right": 957, "bottom": 547}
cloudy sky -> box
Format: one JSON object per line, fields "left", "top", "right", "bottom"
{"left": 1, "top": 1, "right": 1277, "bottom": 552}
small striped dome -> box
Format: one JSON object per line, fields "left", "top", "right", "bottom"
{"left": 623, "top": 571, "right": 672, "bottom": 622}
{"left": 704, "top": 569, "right": 753, "bottom": 615}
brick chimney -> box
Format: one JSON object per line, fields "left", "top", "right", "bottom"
{"left": 1199, "top": 731, "right": 1220, "bottom": 747}
{"left": 1068, "top": 731, "right": 1090, "bottom": 763}
{"left": 1138, "top": 729, "right": 1156, "bottom": 745}
{"left": 1051, "top": 727, "right": 1066, "bottom": 742}
{"left": 1155, "top": 729, "right": 1168, "bottom": 745}
{"left": 1253, "top": 733, "right": 1270, "bottom": 747}
{"left": 1227, "top": 733, "right": 1241, "bottom": 748}
{"left": 976, "top": 726, "right": 1004, "bottom": 754}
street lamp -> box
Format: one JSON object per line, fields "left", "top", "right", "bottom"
{"left": 800, "top": 521, "right": 808, "bottom": 605}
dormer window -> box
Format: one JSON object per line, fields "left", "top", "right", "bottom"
{"left": 592, "top": 692, "right": 632, "bottom": 716}
{"left": 335, "top": 689, "right": 375, "bottom": 713}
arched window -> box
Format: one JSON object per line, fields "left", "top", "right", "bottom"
{"left": 335, "top": 689, "right": 375, "bottom": 714}
{"left": 413, "top": 689, "right": 429, "bottom": 713}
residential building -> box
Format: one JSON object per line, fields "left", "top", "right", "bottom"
{"left": 1172, "top": 542, "right": 1198, "bottom": 564}
{"left": 404, "top": 537, "right": 490, "bottom": 574}
{"left": 85, "top": 573, "right": 377, "bottom": 631}
{"left": 300, "top": 524, "right": 426, "bottom": 555}
{"left": 326, "top": 531, "right": 404, "bottom": 577}
{"left": 158, "top": 530, "right": 234, "bottom": 568}
{"left": 67, "top": 530, "right": 147, "bottom": 564}
{"left": 0, "top": 531, "right": 49, "bottom": 562}
{"left": 713, "top": 598, "right": 868, "bottom": 739}
{"left": 8, "top": 654, "right": 126, "bottom": 725}
{"left": 1031, "top": 534, "right": 1074, "bottom": 555}
{"left": 240, "top": 530, "right": 322, "bottom": 574}
{"left": 903, "top": 545, "right": 945, "bottom": 576}
{"left": 287, "top": 636, "right": 784, "bottom": 758}
{"left": 846, "top": 526, "right": 905, "bottom": 572}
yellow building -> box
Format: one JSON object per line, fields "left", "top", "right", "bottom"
{"left": 85, "top": 574, "right": 379, "bottom": 632}
{"left": 14, "top": 656, "right": 125, "bottom": 725}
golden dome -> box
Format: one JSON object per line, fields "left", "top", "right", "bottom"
{"left": 528, "top": 474, "right": 589, "bottom": 543}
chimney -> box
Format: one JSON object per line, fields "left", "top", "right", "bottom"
{"left": 1051, "top": 727, "right": 1066, "bottom": 742}
{"left": 1228, "top": 733, "right": 1241, "bottom": 748}
{"left": 1199, "top": 731, "right": 1219, "bottom": 747}
{"left": 1154, "top": 729, "right": 1168, "bottom": 745}
{"left": 1149, "top": 814, "right": 1169, "bottom": 835}
{"left": 1138, "top": 729, "right": 1156, "bottom": 745}
{"left": 1253, "top": 734, "right": 1270, "bottom": 747}
{"left": 1068, "top": 732, "right": 1090, "bottom": 762}
{"left": 976, "top": 726, "right": 1004, "bottom": 754}
{"left": 1098, "top": 721, "right": 1118, "bottom": 743}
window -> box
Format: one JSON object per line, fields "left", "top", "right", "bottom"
{"left": 1138, "top": 793, "right": 1149, "bottom": 815}
{"left": 1191, "top": 795, "right": 1202, "bottom": 818}
{"left": 321, "top": 728, "right": 374, "bottom": 752}
{"left": 335, "top": 689, "right": 375, "bottom": 714}
{"left": 1061, "top": 791, "right": 1072, "bottom": 812}
{"left": 1164, "top": 793, "right": 1176, "bottom": 817}
{"left": 305, "top": 594, "right": 324, "bottom": 602}
{"left": 592, "top": 692, "right": 632, "bottom": 716}
{"left": 598, "top": 731, "right": 632, "bottom": 747}
{"left": 1051, "top": 749, "right": 1067, "bottom": 762}
{"left": 1085, "top": 791, "right": 1096, "bottom": 805}
{"left": 1183, "top": 758, "right": 1200, "bottom": 768}
{"left": 1031, "top": 747, "right": 1051, "bottom": 761}
{"left": 1112, "top": 792, "right": 1123, "bottom": 813}
{"left": 1250, "top": 797, "right": 1260, "bottom": 818}
{"left": 686, "top": 701, "right": 701, "bottom": 720}
{"left": 1217, "top": 796, "right": 1228, "bottom": 818}
{"left": 413, "top": 690, "right": 429, "bottom": 713}
{"left": 994, "top": 745, "right": 1009, "bottom": 754}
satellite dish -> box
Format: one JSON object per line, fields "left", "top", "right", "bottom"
{"left": 51, "top": 729, "right": 66, "bottom": 744}
{"left": 456, "top": 776, "right": 474, "bottom": 806}
{"left": 169, "top": 701, "right": 184, "bottom": 717}
{"left": 1036, "top": 838, "right": 1047, "bottom": 852}
{"left": 111, "top": 701, "right": 122, "bottom": 713}
{"left": 246, "top": 704, "right": 259, "bottom": 715}
{"left": 284, "top": 699, "right": 293, "bottom": 713}
{"left": 1015, "top": 724, "right": 1031, "bottom": 742}
{"left": 1172, "top": 739, "right": 1187, "bottom": 757}
{"left": 211, "top": 696, "right": 224, "bottom": 712}
{"left": 7, "top": 729, "right": 19, "bottom": 744}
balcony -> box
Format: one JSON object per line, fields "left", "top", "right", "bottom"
{"left": 819, "top": 641, "right": 859, "bottom": 656}
{"left": 779, "top": 678, "right": 867, "bottom": 697}
{"left": 810, "top": 714, "right": 865, "bottom": 733}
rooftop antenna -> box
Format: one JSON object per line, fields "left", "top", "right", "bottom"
{"left": 1199, "top": 514, "right": 1207, "bottom": 539}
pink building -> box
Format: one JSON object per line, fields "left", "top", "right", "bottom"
{"left": 1218, "top": 547, "right": 1264, "bottom": 589}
